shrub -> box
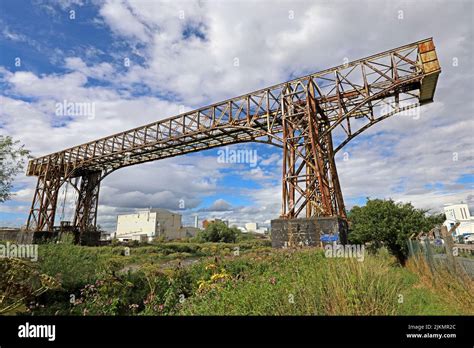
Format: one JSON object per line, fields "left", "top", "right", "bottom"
{"left": 196, "top": 221, "right": 240, "bottom": 243}
{"left": 348, "top": 199, "right": 445, "bottom": 265}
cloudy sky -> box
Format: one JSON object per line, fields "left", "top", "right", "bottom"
{"left": 0, "top": 0, "right": 473, "bottom": 230}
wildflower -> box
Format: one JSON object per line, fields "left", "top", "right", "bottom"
{"left": 210, "top": 273, "right": 229, "bottom": 282}
{"left": 269, "top": 277, "right": 276, "bottom": 285}
{"left": 205, "top": 263, "right": 217, "bottom": 271}
{"left": 198, "top": 280, "right": 206, "bottom": 289}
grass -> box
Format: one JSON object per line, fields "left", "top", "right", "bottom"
{"left": 36, "top": 239, "right": 271, "bottom": 284}
{"left": 178, "top": 249, "right": 401, "bottom": 315}
{"left": 1, "top": 239, "right": 472, "bottom": 316}
{"left": 403, "top": 255, "right": 474, "bottom": 314}
{"left": 177, "top": 248, "right": 474, "bottom": 315}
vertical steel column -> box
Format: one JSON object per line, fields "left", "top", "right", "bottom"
{"left": 281, "top": 79, "right": 346, "bottom": 220}
{"left": 307, "top": 80, "right": 346, "bottom": 218}
{"left": 282, "top": 81, "right": 318, "bottom": 218}
{"left": 26, "top": 161, "right": 62, "bottom": 232}
{"left": 73, "top": 171, "right": 102, "bottom": 234}
{"left": 326, "top": 134, "right": 346, "bottom": 218}
{"left": 281, "top": 83, "right": 298, "bottom": 218}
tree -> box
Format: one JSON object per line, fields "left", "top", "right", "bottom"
{"left": 0, "top": 135, "right": 30, "bottom": 203}
{"left": 197, "top": 221, "right": 239, "bottom": 243}
{"left": 348, "top": 198, "right": 445, "bottom": 266}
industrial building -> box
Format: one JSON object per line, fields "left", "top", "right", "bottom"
{"left": 116, "top": 208, "right": 199, "bottom": 242}
{"left": 443, "top": 203, "right": 474, "bottom": 238}
{"left": 244, "top": 222, "right": 268, "bottom": 234}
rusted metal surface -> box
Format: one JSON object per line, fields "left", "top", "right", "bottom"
{"left": 26, "top": 38, "right": 441, "bottom": 233}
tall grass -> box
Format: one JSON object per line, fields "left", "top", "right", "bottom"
{"left": 405, "top": 256, "right": 474, "bottom": 315}
{"left": 179, "top": 249, "right": 405, "bottom": 315}
{"left": 11, "top": 241, "right": 471, "bottom": 316}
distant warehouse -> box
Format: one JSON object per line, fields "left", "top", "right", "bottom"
{"left": 116, "top": 208, "right": 199, "bottom": 242}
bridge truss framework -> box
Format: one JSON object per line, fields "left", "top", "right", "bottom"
{"left": 26, "top": 38, "right": 441, "bottom": 241}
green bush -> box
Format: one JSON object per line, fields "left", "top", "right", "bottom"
{"left": 348, "top": 199, "right": 445, "bottom": 265}
{"left": 196, "top": 221, "right": 240, "bottom": 243}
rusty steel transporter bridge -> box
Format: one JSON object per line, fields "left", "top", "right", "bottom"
{"left": 25, "top": 38, "right": 440, "bottom": 246}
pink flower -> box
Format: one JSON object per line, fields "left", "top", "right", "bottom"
{"left": 269, "top": 277, "right": 276, "bottom": 285}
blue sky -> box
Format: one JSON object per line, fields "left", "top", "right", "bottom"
{"left": 0, "top": 0, "right": 473, "bottom": 230}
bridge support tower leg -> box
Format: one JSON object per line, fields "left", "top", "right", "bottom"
{"left": 276, "top": 80, "right": 347, "bottom": 248}
{"left": 73, "top": 171, "right": 101, "bottom": 245}
{"left": 26, "top": 162, "right": 62, "bottom": 242}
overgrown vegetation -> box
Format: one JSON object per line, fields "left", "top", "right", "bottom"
{"left": 0, "top": 258, "right": 60, "bottom": 314}
{"left": 1, "top": 238, "right": 471, "bottom": 316}
{"left": 0, "top": 202, "right": 465, "bottom": 316}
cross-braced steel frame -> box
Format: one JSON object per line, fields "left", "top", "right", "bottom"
{"left": 26, "top": 38, "right": 440, "bottom": 236}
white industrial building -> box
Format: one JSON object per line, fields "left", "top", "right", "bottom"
{"left": 116, "top": 208, "right": 199, "bottom": 242}
{"left": 244, "top": 222, "right": 268, "bottom": 234}
{"left": 443, "top": 203, "right": 474, "bottom": 238}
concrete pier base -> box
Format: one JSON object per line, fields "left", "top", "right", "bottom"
{"left": 29, "top": 229, "right": 100, "bottom": 246}
{"left": 0, "top": 229, "right": 34, "bottom": 244}
{"left": 271, "top": 216, "right": 348, "bottom": 248}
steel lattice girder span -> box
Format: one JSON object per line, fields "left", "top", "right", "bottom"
{"left": 26, "top": 38, "right": 441, "bottom": 233}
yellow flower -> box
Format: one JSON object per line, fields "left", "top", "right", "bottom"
{"left": 210, "top": 272, "right": 231, "bottom": 282}
{"left": 205, "top": 263, "right": 217, "bottom": 271}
